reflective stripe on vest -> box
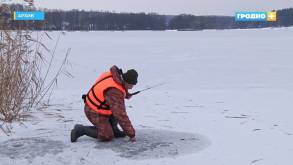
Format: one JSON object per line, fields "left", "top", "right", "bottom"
{"left": 85, "top": 71, "right": 126, "bottom": 115}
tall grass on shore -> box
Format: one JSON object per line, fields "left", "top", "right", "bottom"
{"left": 0, "top": 30, "right": 71, "bottom": 133}
{"left": 0, "top": 30, "right": 70, "bottom": 119}
{"left": 0, "top": 0, "right": 72, "bottom": 135}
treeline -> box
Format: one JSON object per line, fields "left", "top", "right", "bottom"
{"left": 1, "top": 4, "right": 293, "bottom": 30}
{"left": 45, "top": 10, "right": 166, "bottom": 30}
{"left": 169, "top": 8, "right": 293, "bottom": 30}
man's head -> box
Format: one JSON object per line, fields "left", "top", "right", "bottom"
{"left": 122, "top": 69, "right": 138, "bottom": 89}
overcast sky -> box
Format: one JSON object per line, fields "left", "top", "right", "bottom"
{"left": 17, "top": 0, "right": 293, "bottom": 16}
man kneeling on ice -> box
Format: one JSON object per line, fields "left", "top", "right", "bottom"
{"left": 71, "top": 65, "right": 138, "bottom": 143}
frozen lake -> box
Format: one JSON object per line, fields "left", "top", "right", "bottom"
{"left": 1, "top": 28, "right": 293, "bottom": 165}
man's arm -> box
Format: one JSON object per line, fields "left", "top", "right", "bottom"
{"left": 104, "top": 88, "right": 135, "bottom": 138}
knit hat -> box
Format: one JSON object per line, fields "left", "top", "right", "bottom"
{"left": 122, "top": 69, "right": 138, "bottom": 85}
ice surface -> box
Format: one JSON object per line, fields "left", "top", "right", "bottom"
{"left": 94, "top": 129, "right": 210, "bottom": 159}
{"left": 0, "top": 138, "right": 66, "bottom": 161}
{"left": 1, "top": 27, "right": 293, "bottom": 165}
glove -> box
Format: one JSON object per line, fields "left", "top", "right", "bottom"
{"left": 126, "top": 93, "right": 132, "bottom": 99}
{"left": 129, "top": 137, "right": 136, "bottom": 143}
{"left": 127, "top": 91, "right": 140, "bottom": 99}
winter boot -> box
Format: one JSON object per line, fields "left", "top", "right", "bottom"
{"left": 83, "top": 126, "right": 98, "bottom": 138}
{"left": 71, "top": 124, "right": 98, "bottom": 142}
{"left": 71, "top": 124, "right": 84, "bottom": 142}
{"left": 109, "top": 116, "right": 126, "bottom": 138}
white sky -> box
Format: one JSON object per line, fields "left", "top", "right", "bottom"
{"left": 3, "top": 0, "right": 293, "bottom": 16}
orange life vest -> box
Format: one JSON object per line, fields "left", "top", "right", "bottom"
{"left": 84, "top": 71, "right": 126, "bottom": 116}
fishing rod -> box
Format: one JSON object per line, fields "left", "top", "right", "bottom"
{"left": 118, "top": 67, "right": 166, "bottom": 96}
{"left": 129, "top": 82, "right": 166, "bottom": 96}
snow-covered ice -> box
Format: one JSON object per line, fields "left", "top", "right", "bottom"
{"left": 1, "top": 27, "right": 293, "bottom": 165}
